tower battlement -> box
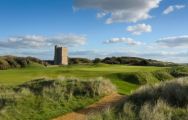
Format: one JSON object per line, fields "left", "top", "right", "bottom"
{"left": 54, "top": 45, "right": 68, "bottom": 65}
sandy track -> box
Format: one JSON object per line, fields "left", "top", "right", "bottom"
{"left": 52, "top": 93, "right": 126, "bottom": 120}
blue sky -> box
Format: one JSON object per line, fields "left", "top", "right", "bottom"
{"left": 0, "top": 0, "right": 188, "bottom": 63}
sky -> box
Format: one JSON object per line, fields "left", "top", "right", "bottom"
{"left": 0, "top": 0, "right": 188, "bottom": 63}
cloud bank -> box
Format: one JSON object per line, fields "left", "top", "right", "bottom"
{"left": 156, "top": 35, "right": 188, "bottom": 48}
{"left": 74, "top": 0, "right": 162, "bottom": 24}
{"left": 0, "top": 34, "right": 87, "bottom": 49}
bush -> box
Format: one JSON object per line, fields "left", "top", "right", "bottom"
{"left": 0, "top": 56, "right": 46, "bottom": 70}
{"left": 69, "top": 58, "right": 92, "bottom": 65}
{"left": 5, "top": 56, "right": 20, "bottom": 68}
{"left": 93, "top": 58, "right": 101, "bottom": 64}
{"left": 15, "top": 57, "right": 29, "bottom": 67}
{"left": 0, "top": 59, "right": 10, "bottom": 70}
{"left": 99, "top": 56, "right": 177, "bottom": 66}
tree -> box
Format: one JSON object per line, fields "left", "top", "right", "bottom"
{"left": 93, "top": 58, "right": 101, "bottom": 64}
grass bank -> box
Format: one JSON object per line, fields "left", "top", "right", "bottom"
{"left": 0, "top": 78, "right": 116, "bottom": 120}
{"left": 90, "top": 77, "right": 188, "bottom": 120}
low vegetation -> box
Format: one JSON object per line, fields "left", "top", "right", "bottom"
{"left": 0, "top": 78, "right": 116, "bottom": 120}
{"left": 44, "top": 56, "right": 178, "bottom": 67}
{"left": 0, "top": 56, "right": 47, "bottom": 70}
{"left": 0, "top": 55, "right": 187, "bottom": 120}
{"left": 0, "top": 61, "right": 187, "bottom": 94}
{"left": 89, "top": 78, "right": 188, "bottom": 120}
{"left": 67, "top": 56, "right": 177, "bottom": 67}
{"left": 69, "top": 58, "right": 92, "bottom": 65}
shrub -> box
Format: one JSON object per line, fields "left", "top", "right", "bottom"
{"left": 69, "top": 58, "right": 92, "bottom": 65}
{"left": 0, "top": 59, "right": 10, "bottom": 70}
{"left": 99, "top": 56, "right": 177, "bottom": 66}
{"left": 93, "top": 58, "right": 101, "bottom": 64}
{"left": 0, "top": 56, "right": 46, "bottom": 70}
{"left": 15, "top": 57, "right": 29, "bottom": 67}
{"left": 5, "top": 56, "right": 20, "bottom": 68}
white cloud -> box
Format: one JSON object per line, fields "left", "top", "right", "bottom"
{"left": 0, "top": 34, "right": 87, "bottom": 49}
{"left": 74, "top": 0, "right": 162, "bottom": 24}
{"left": 156, "top": 35, "right": 188, "bottom": 47}
{"left": 127, "top": 24, "right": 152, "bottom": 35}
{"left": 163, "top": 5, "right": 186, "bottom": 15}
{"left": 103, "top": 37, "right": 142, "bottom": 45}
{"left": 96, "top": 12, "right": 108, "bottom": 18}
{"left": 175, "top": 5, "right": 186, "bottom": 9}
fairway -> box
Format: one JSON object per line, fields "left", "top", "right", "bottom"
{"left": 0, "top": 64, "right": 166, "bottom": 94}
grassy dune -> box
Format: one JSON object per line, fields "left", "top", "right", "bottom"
{"left": 90, "top": 78, "right": 188, "bottom": 120}
{"left": 0, "top": 78, "right": 116, "bottom": 120}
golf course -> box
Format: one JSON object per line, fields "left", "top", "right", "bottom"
{"left": 0, "top": 57, "right": 188, "bottom": 120}
{"left": 0, "top": 63, "right": 169, "bottom": 94}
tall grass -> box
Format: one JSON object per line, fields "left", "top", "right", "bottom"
{"left": 89, "top": 77, "right": 188, "bottom": 120}
{"left": 0, "top": 78, "right": 116, "bottom": 120}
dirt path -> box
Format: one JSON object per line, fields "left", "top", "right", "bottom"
{"left": 52, "top": 93, "right": 127, "bottom": 120}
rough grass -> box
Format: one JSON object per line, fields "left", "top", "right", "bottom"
{"left": 89, "top": 77, "right": 188, "bottom": 120}
{"left": 0, "top": 78, "right": 116, "bottom": 120}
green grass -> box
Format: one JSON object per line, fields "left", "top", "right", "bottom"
{"left": 0, "top": 78, "right": 116, "bottom": 120}
{"left": 89, "top": 78, "right": 188, "bottom": 120}
{"left": 0, "top": 63, "right": 187, "bottom": 120}
{"left": 1, "top": 63, "right": 187, "bottom": 94}
{"left": 0, "top": 64, "right": 166, "bottom": 94}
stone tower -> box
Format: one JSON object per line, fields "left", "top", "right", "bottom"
{"left": 54, "top": 45, "right": 68, "bottom": 65}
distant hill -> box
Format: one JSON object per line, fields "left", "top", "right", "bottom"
{"left": 0, "top": 56, "right": 47, "bottom": 70}
{"left": 181, "top": 63, "right": 188, "bottom": 66}
{"left": 0, "top": 55, "right": 177, "bottom": 69}
{"left": 68, "top": 57, "right": 178, "bottom": 67}
{"left": 98, "top": 56, "right": 178, "bottom": 67}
